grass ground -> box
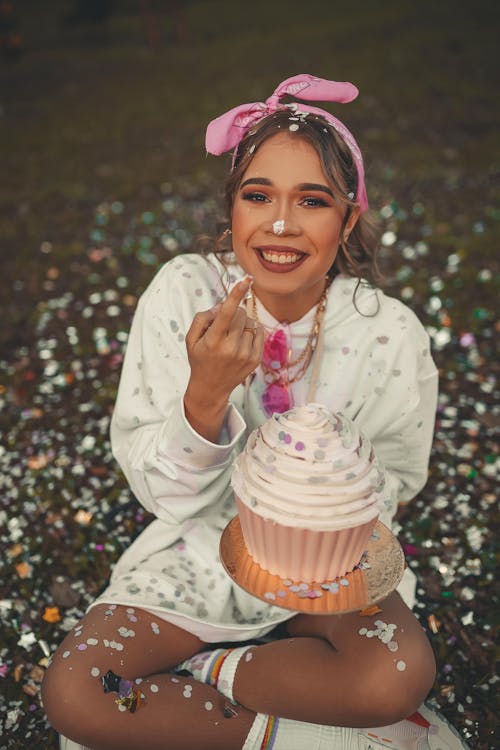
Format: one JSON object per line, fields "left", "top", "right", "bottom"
{"left": 0, "top": 1, "right": 498, "bottom": 748}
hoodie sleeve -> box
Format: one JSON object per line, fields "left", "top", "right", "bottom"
{"left": 110, "top": 256, "right": 247, "bottom": 525}
{"left": 351, "top": 303, "right": 438, "bottom": 526}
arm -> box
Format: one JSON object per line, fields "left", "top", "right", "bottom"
{"left": 357, "top": 321, "right": 438, "bottom": 527}
{"left": 184, "top": 278, "right": 263, "bottom": 441}
{"left": 110, "top": 260, "right": 262, "bottom": 525}
{"left": 372, "top": 366, "right": 438, "bottom": 527}
{"left": 323, "top": 282, "right": 438, "bottom": 528}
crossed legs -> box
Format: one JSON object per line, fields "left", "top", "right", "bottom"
{"left": 42, "top": 592, "right": 435, "bottom": 749}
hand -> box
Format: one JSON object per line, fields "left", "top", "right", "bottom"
{"left": 184, "top": 278, "right": 264, "bottom": 441}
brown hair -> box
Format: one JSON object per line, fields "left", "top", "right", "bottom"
{"left": 208, "top": 108, "right": 383, "bottom": 288}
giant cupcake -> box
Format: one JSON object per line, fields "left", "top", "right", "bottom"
{"left": 231, "top": 403, "right": 386, "bottom": 582}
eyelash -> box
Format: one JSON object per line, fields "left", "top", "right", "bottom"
{"left": 301, "top": 196, "right": 329, "bottom": 207}
{"left": 242, "top": 191, "right": 268, "bottom": 203}
{"left": 241, "top": 192, "right": 330, "bottom": 207}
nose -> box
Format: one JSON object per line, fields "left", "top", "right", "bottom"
{"left": 264, "top": 204, "right": 300, "bottom": 237}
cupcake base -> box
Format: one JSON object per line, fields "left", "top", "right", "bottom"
{"left": 219, "top": 516, "right": 405, "bottom": 615}
{"left": 236, "top": 497, "right": 378, "bottom": 582}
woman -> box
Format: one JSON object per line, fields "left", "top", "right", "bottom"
{"left": 43, "top": 74, "right": 464, "bottom": 750}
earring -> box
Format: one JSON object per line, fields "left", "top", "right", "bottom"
{"left": 273, "top": 220, "right": 285, "bottom": 236}
{"left": 221, "top": 228, "right": 232, "bottom": 239}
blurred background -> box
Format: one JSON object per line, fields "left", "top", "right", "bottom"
{"left": 0, "top": 1, "right": 498, "bottom": 748}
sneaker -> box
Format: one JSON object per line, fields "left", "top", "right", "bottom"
{"left": 59, "top": 734, "right": 92, "bottom": 750}
{"left": 358, "top": 701, "right": 469, "bottom": 749}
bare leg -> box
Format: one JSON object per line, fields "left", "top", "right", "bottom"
{"left": 42, "top": 604, "right": 254, "bottom": 750}
{"left": 232, "top": 592, "right": 436, "bottom": 727}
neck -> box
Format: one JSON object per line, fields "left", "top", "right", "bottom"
{"left": 252, "top": 279, "right": 329, "bottom": 323}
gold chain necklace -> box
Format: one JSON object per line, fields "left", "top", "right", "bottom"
{"left": 249, "top": 278, "right": 331, "bottom": 386}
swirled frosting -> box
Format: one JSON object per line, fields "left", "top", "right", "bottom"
{"left": 232, "top": 404, "right": 385, "bottom": 530}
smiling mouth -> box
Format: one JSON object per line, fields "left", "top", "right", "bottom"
{"left": 257, "top": 247, "right": 306, "bottom": 265}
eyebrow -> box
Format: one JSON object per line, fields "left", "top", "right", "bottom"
{"left": 240, "top": 177, "right": 334, "bottom": 198}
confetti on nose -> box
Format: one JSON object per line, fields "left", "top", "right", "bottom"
{"left": 151, "top": 622, "right": 160, "bottom": 635}
{"left": 183, "top": 685, "right": 193, "bottom": 698}
{"left": 273, "top": 220, "right": 285, "bottom": 235}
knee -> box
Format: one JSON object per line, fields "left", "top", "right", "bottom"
{"left": 361, "top": 641, "right": 436, "bottom": 726}
{"left": 42, "top": 658, "right": 73, "bottom": 734}
{"left": 42, "top": 656, "right": 94, "bottom": 740}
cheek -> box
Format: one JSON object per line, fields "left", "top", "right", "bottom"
{"left": 313, "top": 221, "right": 342, "bottom": 255}
{"left": 231, "top": 204, "right": 246, "bottom": 232}
{"left": 231, "top": 211, "right": 243, "bottom": 239}
{"left": 321, "top": 245, "right": 340, "bottom": 274}
{"left": 231, "top": 206, "right": 253, "bottom": 249}
{"left": 229, "top": 209, "right": 253, "bottom": 271}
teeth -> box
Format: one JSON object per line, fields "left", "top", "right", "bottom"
{"left": 261, "top": 250, "right": 301, "bottom": 264}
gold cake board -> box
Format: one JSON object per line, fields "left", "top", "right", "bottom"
{"left": 220, "top": 517, "right": 405, "bottom": 615}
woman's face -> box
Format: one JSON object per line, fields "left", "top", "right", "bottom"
{"left": 231, "top": 132, "right": 359, "bottom": 321}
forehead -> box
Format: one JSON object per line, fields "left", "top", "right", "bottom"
{"left": 242, "top": 132, "right": 327, "bottom": 182}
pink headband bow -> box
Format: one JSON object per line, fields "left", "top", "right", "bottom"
{"left": 205, "top": 73, "right": 368, "bottom": 212}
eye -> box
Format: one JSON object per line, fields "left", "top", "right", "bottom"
{"left": 241, "top": 191, "right": 269, "bottom": 203}
{"left": 300, "top": 196, "right": 330, "bottom": 208}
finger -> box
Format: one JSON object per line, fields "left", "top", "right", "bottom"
{"left": 227, "top": 306, "right": 254, "bottom": 337}
{"left": 239, "top": 328, "right": 256, "bottom": 354}
{"left": 208, "top": 277, "right": 252, "bottom": 338}
{"left": 240, "top": 322, "right": 265, "bottom": 367}
{"left": 239, "top": 317, "right": 259, "bottom": 338}
{"left": 186, "top": 307, "right": 219, "bottom": 346}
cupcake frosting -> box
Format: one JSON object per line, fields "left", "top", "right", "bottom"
{"left": 232, "top": 404, "right": 385, "bottom": 531}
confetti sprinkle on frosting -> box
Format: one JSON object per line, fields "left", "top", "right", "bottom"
{"left": 232, "top": 404, "right": 385, "bottom": 530}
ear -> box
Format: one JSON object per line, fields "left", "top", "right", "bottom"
{"left": 345, "top": 205, "right": 361, "bottom": 234}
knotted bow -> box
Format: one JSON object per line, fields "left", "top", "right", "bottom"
{"left": 205, "top": 73, "right": 368, "bottom": 212}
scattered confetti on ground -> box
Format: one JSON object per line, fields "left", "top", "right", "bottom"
{"left": 0, "top": 4, "right": 498, "bottom": 749}
{"left": 1, "top": 182, "right": 497, "bottom": 749}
